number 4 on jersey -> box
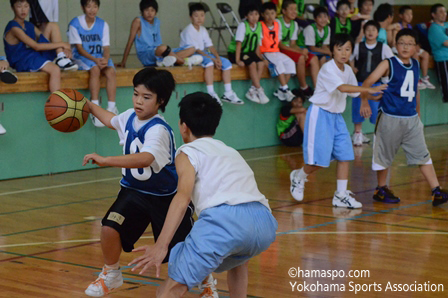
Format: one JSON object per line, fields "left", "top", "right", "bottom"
{"left": 400, "top": 70, "right": 415, "bottom": 102}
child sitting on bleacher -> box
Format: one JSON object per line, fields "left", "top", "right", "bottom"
{"left": 277, "top": 89, "right": 307, "bottom": 146}
{"left": 330, "top": 0, "right": 352, "bottom": 40}
{"left": 180, "top": 3, "right": 243, "bottom": 105}
{"left": 118, "top": 0, "right": 202, "bottom": 68}
{"left": 228, "top": 4, "right": 269, "bottom": 104}
{"left": 0, "top": 55, "right": 18, "bottom": 135}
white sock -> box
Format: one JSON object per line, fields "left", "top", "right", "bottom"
{"left": 104, "top": 262, "right": 120, "bottom": 270}
{"left": 207, "top": 85, "right": 215, "bottom": 94}
{"left": 300, "top": 85, "right": 309, "bottom": 90}
{"left": 297, "top": 168, "right": 308, "bottom": 179}
{"left": 224, "top": 83, "right": 232, "bottom": 92}
{"left": 107, "top": 101, "right": 116, "bottom": 109}
{"left": 337, "top": 180, "right": 348, "bottom": 194}
{"left": 57, "top": 52, "right": 66, "bottom": 59}
{"left": 91, "top": 99, "right": 100, "bottom": 106}
{"left": 280, "top": 84, "right": 288, "bottom": 91}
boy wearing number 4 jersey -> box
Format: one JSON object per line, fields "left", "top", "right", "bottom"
{"left": 361, "top": 29, "right": 448, "bottom": 206}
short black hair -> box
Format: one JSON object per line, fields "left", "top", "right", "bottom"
{"left": 395, "top": 28, "right": 418, "bottom": 44}
{"left": 399, "top": 5, "right": 412, "bottom": 15}
{"left": 330, "top": 33, "right": 354, "bottom": 53}
{"left": 81, "top": 0, "right": 100, "bottom": 7}
{"left": 313, "top": 6, "right": 329, "bottom": 19}
{"left": 336, "top": 0, "right": 350, "bottom": 11}
{"left": 281, "top": 0, "right": 296, "bottom": 11}
{"left": 10, "top": 0, "right": 29, "bottom": 6}
{"left": 132, "top": 67, "right": 175, "bottom": 113}
{"left": 430, "top": 3, "right": 445, "bottom": 17}
{"left": 178, "top": 92, "right": 223, "bottom": 137}
{"left": 291, "top": 88, "right": 305, "bottom": 101}
{"left": 261, "top": 2, "right": 277, "bottom": 14}
{"left": 140, "top": 0, "right": 158, "bottom": 13}
{"left": 189, "top": 3, "right": 205, "bottom": 16}
{"left": 363, "top": 20, "right": 380, "bottom": 33}
{"left": 373, "top": 4, "right": 393, "bottom": 22}
{"left": 244, "top": 4, "right": 260, "bottom": 16}
{"left": 358, "top": 0, "right": 374, "bottom": 10}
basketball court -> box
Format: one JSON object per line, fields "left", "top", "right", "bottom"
{"left": 0, "top": 124, "right": 447, "bottom": 297}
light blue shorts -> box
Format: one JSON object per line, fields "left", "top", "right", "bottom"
{"left": 200, "top": 52, "right": 232, "bottom": 70}
{"left": 74, "top": 56, "right": 114, "bottom": 71}
{"left": 137, "top": 45, "right": 193, "bottom": 66}
{"left": 168, "top": 202, "right": 277, "bottom": 289}
{"left": 352, "top": 82, "right": 380, "bottom": 124}
{"left": 303, "top": 104, "right": 354, "bottom": 167}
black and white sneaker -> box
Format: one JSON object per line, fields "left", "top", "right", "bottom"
{"left": 0, "top": 70, "right": 18, "bottom": 84}
{"left": 55, "top": 57, "right": 78, "bottom": 71}
{"left": 333, "top": 190, "right": 362, "bottom": 209}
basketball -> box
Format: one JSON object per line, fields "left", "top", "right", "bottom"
{"left": 44, "top": 89, "right": 90, "bottom": 132}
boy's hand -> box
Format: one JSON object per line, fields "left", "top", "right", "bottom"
{"left": 116, "top": 61, "right": 126, "bottom": 68}
{"left": 213, "top": 57, "right": 222, "bottom": 69}
{"left": 236, "top": 60, "right": 245, "bottom": 67}
{"left": 83, "top": 153, "right": 107, "bottom": 166}
{"left": 97, "top": 58, "right": 108, "bottom": 69}
{"left": 129, "top": 244, "right": 168, "bottom": 277}
{"left": 369, "top": 84, "right": 388, "bottom": 94}
{"left": 0, "top": 60, "right": 9, "bottom": 71}
{"left": 360, "top": 101, "right": 372, "bottom": 118}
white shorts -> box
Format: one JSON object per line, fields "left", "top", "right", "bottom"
{"left": 262, "top": 52, "right": 296, "bottom": 75}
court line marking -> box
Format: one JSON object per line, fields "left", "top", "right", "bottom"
{"left": 285, "top": 231, "right": 448, "bottom": 235}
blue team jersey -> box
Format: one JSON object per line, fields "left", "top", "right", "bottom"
{"left": 380, "top": 56, "right": 419, "bottom": 117}
{"left": 135, "top": 16, "right": 162, "bottom": 54}
{"left": 68, "top": 16, "right": 106, "bottom": 59}
{"left": 120, "top": 113, "right": 178, "bottom": 196}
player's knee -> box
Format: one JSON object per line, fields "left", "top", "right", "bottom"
{"left": 90, "top": 66, "right": 101, "bottom": 76}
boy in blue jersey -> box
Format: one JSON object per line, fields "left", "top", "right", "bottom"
{"left": 361, "top": 29, "right": 448, "bottom": 206}
{"left": 118, "top": 0, "right": 202, "bottom": 68}
{"left": 68, "top": 0, "right": 117, "bottom": 127}
{"left": 81, "top": 68, "right": 198, "bottom": 297}
{"left": 289, "top": 33, "right": 387, "bottom": 208}
{"left": 4, "top": 0, "right": 77, "bottom": 93}
{"left": 129, "top": 92, "right": 277, "bottom": 297}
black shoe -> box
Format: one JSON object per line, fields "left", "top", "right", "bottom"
{"left": 0, "top": 70, "right": 18, "bottom": 84}
{"left": 301, "top": 86, "right": 314, "bottom": 100}
{"left": 373, "top": 186, "right": 400, "bottom": 203}
{"left": 432, "top": 187, "right": 448, "bottom": 207}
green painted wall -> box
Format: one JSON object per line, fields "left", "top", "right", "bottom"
{"left": 0, "top": 69, "right": 447, "bottom": 180}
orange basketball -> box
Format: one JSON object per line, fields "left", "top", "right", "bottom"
{"left": 44, "top": 89, "right": 90, "bottom": 132}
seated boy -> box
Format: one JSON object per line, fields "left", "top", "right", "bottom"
{"left": 4, "top": 0, "right": 77, "bottom": 93}
{"left": 350, "top": 0, "right": 374, "bottom": 42}
{"left": 277, "top": 89, "right": 307, "bottom": 146}
{"left": 372, "top": 3, "right": 396, "bottom": 47}
{"left": 129, "top": 91, "right": 278, "bottom": 297}
{"left": 118, "top": 0, "right": 202, "bottom": 68}
{"left": 260, "top": 2, "right": 296, "bottom": 102}
{"left": 68, "top": 0, "right": 117, "bottom": 127}
{"left": 278, "top": 0, "right": 319, "bottom": 99}
{"left": 330, "top": 0, "right": 352, "bottom": 40}
{"left": 361, "top": 29, "right": 448, "bottom": 206}
{"left": 297, "top": 6, "right": 331, "bottom": 67}
{"left": 228, "top": 4, "right": 269, "bottom": 104}
{"left": 0, "top": 56, "right": 18, "bottom": 84}
{"left": 180, "top": 3, "right": 243, "bottom": 105}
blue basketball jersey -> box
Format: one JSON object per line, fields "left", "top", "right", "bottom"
{"left": 380, "top": 56, "right": 419, "bottom": 117}
{"left": 68, "top": 16, "right": 106, "bottom": 59}
{"left": 4, "top": 21, "right": 37, "bottom": 68}
{"left": 120, "top": 113, "right": 178, "bottom": 196}
{"left": 135, "top": 16, "right": 162, "bottom": 53}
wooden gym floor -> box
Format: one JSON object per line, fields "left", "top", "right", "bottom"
{"left": 0, "top": 124, "right": 447, "bottom": 297}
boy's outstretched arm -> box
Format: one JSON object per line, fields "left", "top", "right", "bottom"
{"left": 82, "top": 151, "right": 155, "bottom": 168}
{"left": 128, "top": 152, "right": 195, "bottom": 277}
{"left": 9, "top": 27, "right": 69, "bottom": 52}
{"left": 117, "top": 17, "right": 140, "bottom": 68}
{"left": 360, "top": 59, "right": 390, "bottom": 118}
{"left": 87, "top": 100, "right": 116, "bottom": 128}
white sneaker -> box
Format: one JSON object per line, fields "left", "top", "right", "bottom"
{"left": 421, "top": 76, "right": 436, "bottom": 89}
{"left": 107, "top": 106, "right": 119, "bottom": 115}
{"left": 257, "top": 87, "right": 270, "bottom": 104}
{"left": 418, "top": 79, "right": 426, "bottom": 90}
{"left": 55, "top": 57, "right": 78, "bottom": 71}
{"left": 157, "top": 56, "right": 176, "bottom": 67}
{"left": 0, "top": 123, "right": 6, "bottom": 135}
{"left": 274, "top": 88, "right": 295, "bottom": 102}
{"left": 332, "top": 190, "right": 362, "bottom": 209}
{"left": 210, "top": 93, "right": 223, "bottom": 106}
{"left": 184, "top": 54, "right": 203, "bottom": 67}
{"left": 245, "top": 87, "right": 261, "bottom": 103}
{"left": 362, "top": 133, "right": 370, "bottom": 143}
{"left": 222, "top": 91, "right": 244, "bottom": 105}
{"left": 290, "top": 170, "right": 307, "bottom": 201}
{"left": 352, "top": 132, "right": 363, "bottom": 146}
{"left": 85, "top": 267, "right": 123, "bottom": 297}
{"left": 90, "top": 114, "right": 105, "bottom": 128}
{"left": 198, "top": 274, "right": 219, "bottom": 298}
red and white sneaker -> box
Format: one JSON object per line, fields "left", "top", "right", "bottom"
{"left": 85, "top": 266, "right": 123, "bottom": 297}
{"left": 198, "top": 274, "right": 219, "bottom": 298}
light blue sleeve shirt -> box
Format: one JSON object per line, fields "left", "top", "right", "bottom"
{"left": 428, "top": 22, "right": 448, "bottom": 62}
{"left": 0, "top": 56, "right": 6, "bottom": 61}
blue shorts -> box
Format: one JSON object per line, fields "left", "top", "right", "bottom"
{"left": 73, "top": 56, "right": 115, "bottom": 71}
{"left": 199, "top": 52, "right": 232, "bottom": 70}
{"left": 352, "top": 82, "right": 380, "bottom": 124}
{"left": 137, "top": 45, "right": 193, "bottom": 66}
{"left": 15, "top": 35, "right": 56, "bottom": 72}
{"left": 303, "top": 104, "right": 354, "bottom": 167}
{"left": 168, "top": 202, "right": 277, "bottom": 289}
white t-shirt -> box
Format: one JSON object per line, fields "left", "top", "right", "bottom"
{"left": 111, "top": 109, "right": 173, "bottom": 173}
{"left": 67, "top": 15, "right": 110, "bottom": 47}
{"left": 180, "top": 23, "right": 213, "bottom": 51}
{"left": 177, "top": 138, "right": 271, "bottom": 217}
{"left": 303, "top": 24, "right": 330, "bottom": 46}
{"left": 235, "top": 22, "right": 262, "bottom": 45}
{"left": 350, "top": 42, "right": 394, "bottom": 61}
{"left": 31, "top": 0, "right": 58, "bottom": 22}
{"left": 309, "top": 59, "right": 359, "bottom": 113}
